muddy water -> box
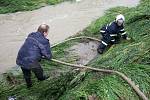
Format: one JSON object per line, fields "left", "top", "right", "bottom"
{"left": 0, "top": 0, "right": 140, "bottom": 73}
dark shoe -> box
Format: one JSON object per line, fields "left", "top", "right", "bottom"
{"left": 97, "top": 49, "right": 104, "bottom": 54}
{"left": 8, "top": 96, "right": 17, "bottom": 100}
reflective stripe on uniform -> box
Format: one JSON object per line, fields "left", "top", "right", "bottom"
{"left": 109, "top": 22, "right": 112, "bottom": 26}
{"left": 121, "top": 32, "right": 126, "bottom": 35}
{"left": 106, "top": 24, "right": 108, "bottom": 29}
{"left": 111, "top": 39, "right": 115, "bottom": 42}
{"left": 120, "top": 29, "right": 125, "bottom": 31}
{"left": 102, "top": 41, "right": 108, "bottom": 46}
{"left": 110, "top": 34, "right": 117, "bottom": 36}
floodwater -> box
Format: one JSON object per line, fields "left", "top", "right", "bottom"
{"left": 0, "top": 0, "right": 140, "bottom": 73}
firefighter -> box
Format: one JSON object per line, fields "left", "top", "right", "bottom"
{"left": 97, "top": 14, "right": 131, "bottom": 54}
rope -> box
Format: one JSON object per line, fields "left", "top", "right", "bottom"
{"left": 50, "top": 36, "right": 148, "bottom": 100}
{"left": 51, "top": 36, "right": 101, "bottom": 48}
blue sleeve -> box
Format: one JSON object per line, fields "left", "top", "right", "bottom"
{"left": 120, "top": 27, "right": 127, "bottom": 39}
{"left": 38, "top": 41, "right": 52, "bottom": 60}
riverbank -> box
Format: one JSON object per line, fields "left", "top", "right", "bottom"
{"left": 0, "top": 0, "right": 149, "bottom": 99}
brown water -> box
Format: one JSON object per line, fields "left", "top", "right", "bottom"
{"left": 0, "top": 0, "right": 140, "bottom": 73}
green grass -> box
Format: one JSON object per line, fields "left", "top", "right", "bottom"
{"left": 0, "top": 0, "right": 71, "bottom": 14}
{"left": 59, "top": 0, "right": 150, "bottom": 99}
{"left": 0, "top": 0, "right": 150, "bottom": 100}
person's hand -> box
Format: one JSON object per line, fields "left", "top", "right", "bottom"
{"left": 126, "top": 37, "right": 131, "bottom": 41}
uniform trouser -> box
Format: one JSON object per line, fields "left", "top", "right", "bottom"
{"left": 21, "top": 62, "right": 46, "bottom": 88}
{"left": 98, "top": 34, "right": 119, "bottom": 52}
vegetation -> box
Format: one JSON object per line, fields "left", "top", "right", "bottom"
{"left": 0, "top": 0, "right": 71, "bottom": 14}
{"left": 0, "top": 0, "right": 150, "bottom": 100}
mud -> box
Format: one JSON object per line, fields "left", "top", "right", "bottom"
{"left": 67, "top": 40, "right": 99, "bottom": 65}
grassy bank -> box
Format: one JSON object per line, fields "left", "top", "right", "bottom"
{"left": 59, "top": 0, "right": 150, "bottom": 99}
{"left": 0, "top": 0, "right": 71, "bottom": 14}
{"left": 0, "top": 0, "right": 150, "bottom": 100}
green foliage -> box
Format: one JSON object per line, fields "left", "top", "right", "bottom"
{"left": 0, "top": 0, "right": 150, "bottom": 100}
{"left": 0, "top": 0, "right": 70, "bottom": 14}
{"left": 0, "top": 72, "right": 79, "bottom": 100}
{"left": 47, "top": 0, "right": 68, "bottom": 5}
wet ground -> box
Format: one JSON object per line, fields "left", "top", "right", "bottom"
{"left": 67, "top": 40, "right": 99, "bottom": 65}
{"left": 0, "top": 0, "right": 140, "bottom": 73}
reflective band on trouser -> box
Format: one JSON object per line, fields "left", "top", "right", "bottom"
{"left": 111, "top": 39, "right": 115, "bottom": 42}
{"left": 100, "top": 30, "right": 105, "bottom": 33}
{"left": 121, "top": 32, "right": 126, "bottom": 35}
{"left": 110, "top": 34, "right": 117, "bottom": 36}
{"left": 102, "top": 41, "right": 108, "bottom": 46}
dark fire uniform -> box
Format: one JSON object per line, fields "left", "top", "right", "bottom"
{"left": 97, "top": 21, "right": 128, "bottom": 53}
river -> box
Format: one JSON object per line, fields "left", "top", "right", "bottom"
{"left": 0, "top": 0, "right": 140, "bottom": 73}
